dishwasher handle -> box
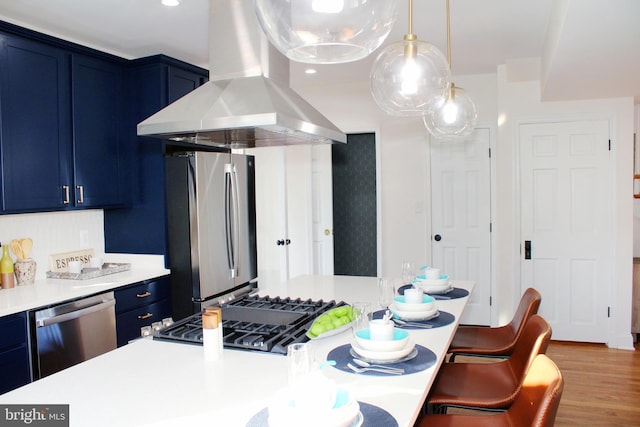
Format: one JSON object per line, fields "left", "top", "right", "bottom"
{"left": 36, "top": 298, "right": 116, "bottom": 328}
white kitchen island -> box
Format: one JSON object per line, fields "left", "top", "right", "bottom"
{"left": 0, "top": 275, "right": 474, "bottom": 427}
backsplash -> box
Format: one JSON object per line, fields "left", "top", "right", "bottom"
{"left": 0, "top": 210, "right": 105, "bottom": 279}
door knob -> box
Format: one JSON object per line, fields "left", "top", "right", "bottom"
{"left": 324, "top": 229, "right": 331, "bottom": 236}
{"left": 434, "top": 234, "right": 442, "bottom": 242}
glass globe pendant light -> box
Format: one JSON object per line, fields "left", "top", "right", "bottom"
{"left": 423, "top": 83, "right": 477, "bottom": 138}
{"left": 370, "top": 0, "right": 451, "bottom": 117}
{"left": 423, "top": 0, "right": 477, "bottom": 138}
{"left": 254, "top": 0, "right": 399, "bottom": 64}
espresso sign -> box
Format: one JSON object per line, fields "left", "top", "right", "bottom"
{"left": 48, "top": 249, "right": 95, "bottom": 272}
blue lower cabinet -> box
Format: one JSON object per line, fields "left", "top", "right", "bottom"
{"left": 114, "top": 277, "right": 171, "bottom": 347}
{"left": 0, "top": 312, "right": 32, "bottom": 394}
{"left": 0, "top": 347, "right": 32, "bottom": 394}
{"left": 116, "top": 299, "right": 171, "bottom": 347}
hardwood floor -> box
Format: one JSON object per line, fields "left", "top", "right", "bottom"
{"left": 546, "top": 340, "right": 640, "bottom": 427}
{"left": 435, "top": 340, "right": 640, "bottom": 426}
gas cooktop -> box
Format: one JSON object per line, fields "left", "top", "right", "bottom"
{"left": 154, "top": 294, "right": 345, "bottom": 354}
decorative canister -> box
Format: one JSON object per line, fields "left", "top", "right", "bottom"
{"left": 14, "top": 258, "right": 36, "bottom": 285}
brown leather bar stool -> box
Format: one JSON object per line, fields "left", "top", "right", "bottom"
{"left": 427, "top": 314, "right": 552, "bottom": 413}
{"left": 448, "top": 287, "right": 541, "bottom": 362}
{"left": 417, "top": 354, "right": 564, "bottom": 427}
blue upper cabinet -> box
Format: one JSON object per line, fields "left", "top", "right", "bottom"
{"left": 71, "top": 54, "right": 125, "bottom": 208}
{"left": 0, "top": 23, "right": 204, "bottom": 222}
{"left": 0, "top": 28, "right": 126, "bottom": 213}
{"left": 0, "top": 34, "right": 72, "bottom": 212}
{"left": 104, "top": 56, "right": 208, "bottom": 259}
{"left": 168, "top": 66, "right": 207, "bottom": 103}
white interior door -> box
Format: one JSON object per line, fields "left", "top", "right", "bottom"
{"left": 519, "top": 120, "right": 612, "bottom": 342}
{"left": 284, "top": 145, "right": 313, "bottom": 279}
{"left": 248, "top": 145, "right": 319, "bottom": 289}
{"left": 430, "top": 128, "right": 492, "bottom": 325}
{"left": 311, "top": 145, "right": 334, "bottom": 275}
{"left": 249, "top": 146, "right": 289, "bottom": 288}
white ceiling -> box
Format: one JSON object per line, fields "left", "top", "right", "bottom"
{"left": 0, "top": 0, "right": 638, "bottom": 102}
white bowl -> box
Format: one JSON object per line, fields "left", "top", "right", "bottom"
{"left": 354, "top": 327, "right": 409, "bottom": 352}
{"left": 393, "top": 295, "right": 436, "bottom": 312}
{"left": 268, "top": 387, "right": 360, "bottom": 427}
{"left": 415, "top": 280, "right": 452, "bottom": 294}
{"left": 351, "top": 338, "right": 416, "bottom": 362}
{"left": 415, "top": 273, "right": 450, "bottom": 286}
{"left": 390, "top": 303, "right": 439, "bottom": 321}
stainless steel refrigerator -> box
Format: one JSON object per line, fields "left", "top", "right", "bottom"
{"left": 165, "top": 149, "right": 257, "bottom": 320}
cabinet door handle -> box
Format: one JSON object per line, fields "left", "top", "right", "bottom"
{"left": 63, "top": 185, "right": 70, "bottom": 204}
{"left": 136, "top": 291, "right": 152, "bottom": 298}
{"left": 138, "top": 312, "right": 153, "bottom": 320}
{"left": 76, "top": 185, "right": 84, "bottom": 204}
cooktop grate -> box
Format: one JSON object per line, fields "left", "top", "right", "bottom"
{"left": 153, "top": 295, "right": 345, "bottom": 354}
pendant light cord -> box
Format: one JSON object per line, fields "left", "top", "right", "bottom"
{"left": 445, "top": 0, "right": 455, "bottom": 99}
{"left": 446, "top": 0, "right": 451, "bottom": 67}
{"left": 408, "top": 0, "right": 413, "bottom": 35}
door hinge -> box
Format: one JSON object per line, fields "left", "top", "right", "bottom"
{"left": 489, "top": 296, "right": 492, "bottom": 306}
{"left": 489, "top": 222, "right": 492, "bottom": 232}
{"left": 608, "top": 139, "right": 611, "bottom": 151}
{"left": 607, "top": 306, "right": 611, "bottom": 317}
{"left": 488, "top": 147, "right": 492, "bottom": 158}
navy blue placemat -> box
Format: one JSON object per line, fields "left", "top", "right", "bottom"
{"left": 246, "top": 401, "right": 398, "bottom": 427}
{"left": 398, "top": 284, "right": 469, "bottom": 300}
{"left": 327, "top": 343, "right": 436, "bottom": 376}
{"left": 373, "top": 309, "right": 456, "bottom": 329}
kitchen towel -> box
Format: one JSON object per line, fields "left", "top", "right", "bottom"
{"left": 327, "top": 343, "right": 437, "bottom": 376}
{"left": 245, "top": 401, "right": 398, "bottom": 427}
{"left": 398, "top": 284, "right": 469, "bottom": 300}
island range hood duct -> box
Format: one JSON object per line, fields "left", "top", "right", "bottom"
{"left": 137, "top": 0, "right": 346, "bottom": 148}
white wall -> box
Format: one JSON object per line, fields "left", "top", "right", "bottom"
{"left": 634, "top": 105, "right": 640, "bottom": 256}
{"left": 295, "top": 74, "right": 499, "bottom": 282}
{"left": 0, "top": 210, "right": 105, "bottom": 279}
{"left": 294, "top": 67, "right": 635, "bottom": 349}
{"left": 495, "top": 64, "right": 635, "bottom": 349}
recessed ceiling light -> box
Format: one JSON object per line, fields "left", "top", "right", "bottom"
{"left": 305, "top": 68, "right": 317, "bottom": 75}
{"left": 162, "top": 0, "right": 180, "bottom": 6}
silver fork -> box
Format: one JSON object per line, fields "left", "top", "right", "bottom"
{"left": 352, "top": 358, "right": 405, "bottom": 373}
{"left": 393, "top": 318, "right": 433, "bottom": 329}
{"left": 346, "top": 363, "right": 404, "bottom": 375}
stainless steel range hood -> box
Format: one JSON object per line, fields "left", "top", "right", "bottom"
{"left": 137, "top": 0, "right": 346, "bottom": 148}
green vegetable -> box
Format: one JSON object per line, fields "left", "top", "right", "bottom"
{"left": 307, "top": 305, "right": 354, "bottom": 338}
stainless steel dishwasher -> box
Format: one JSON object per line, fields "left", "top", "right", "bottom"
{"left": 32, "top": 291, "right": 117, "bottom": 379}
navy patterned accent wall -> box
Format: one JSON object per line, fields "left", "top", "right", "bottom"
{"left": 332, "top": 133, "right": 377, "bottom": 276}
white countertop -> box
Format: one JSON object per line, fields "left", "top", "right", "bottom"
{"left": 0, "top": 254, "right": 170, "bottom": 317}
{"left": 0, "top": 275, "right": 474, "bottom": 427}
